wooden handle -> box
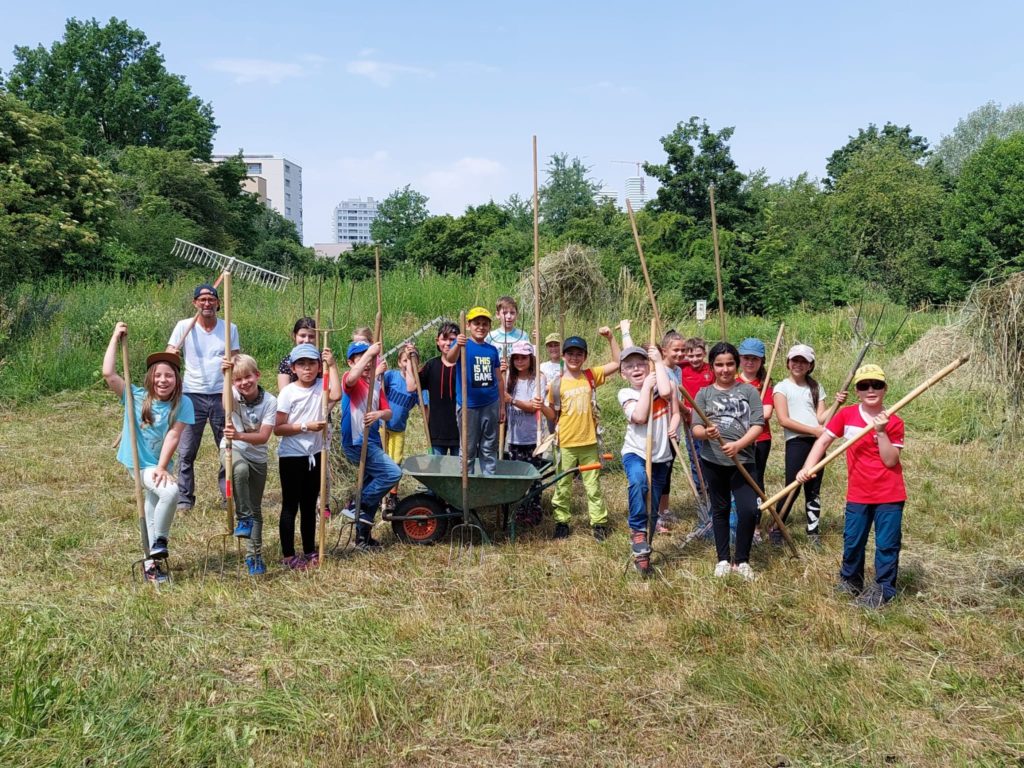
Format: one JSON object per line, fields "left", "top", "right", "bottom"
{"left": 761, "top": 322, "right": 785, "bottom": 399}
{"left": 709, "top": 184, "right": 726, "bottom": 341}
{"left": 317, "top": 328, "right": 330, "bottom": 561}
{"left": 459, "top": 311, "right": 469, "bottom": 521}
{"left": 409, "top": 349, "right": 432, "bottom": 448}
{"left": 221, "top": 270, "right": 234, "bottom": 534}
{"left": 121, "top": 336, "right": 149, "bottom": 556}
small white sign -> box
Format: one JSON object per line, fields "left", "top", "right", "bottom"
{"left": 695, "top": 300, "right": 707, "bottom": 321}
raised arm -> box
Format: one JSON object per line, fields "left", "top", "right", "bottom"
{"left": 597, "top": 326, "right": 621, "bottom": 378}
{"left": 102, "top": 322, "right": 127, "bottom": 398}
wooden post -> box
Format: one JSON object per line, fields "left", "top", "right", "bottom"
{"left": 121, "top": 337, "right": 149, "bottom": 557}
{"left": 709, "top": 184, "right": 727, "bottom": 341}
{"left": 532, "top": 135, "right": 544, "bottom": 449}
{"left": 221, "top": 270, "right": 234, "bottom": 536}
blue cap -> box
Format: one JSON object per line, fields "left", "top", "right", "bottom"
{"left": 346, "top": 341, "right": 371, "bottom": 360}
{"left": 562, "top": 336, "right": 588, "bottom": 354}
{"left": 289, "top": 343, "right": 320, "bottom": 363}
{"left": 194, "top": 283, "right": 219, "bottom": 299}
{"left": 738, "top": 337, "right": 766, "bottom": 358}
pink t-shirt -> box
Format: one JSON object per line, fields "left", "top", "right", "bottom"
{"left": 825, "top": 405, "right": 906, "bottom": 503}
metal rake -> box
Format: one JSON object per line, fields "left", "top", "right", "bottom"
{"left": 171, "top": 239, "right": 290, "bottom": 290}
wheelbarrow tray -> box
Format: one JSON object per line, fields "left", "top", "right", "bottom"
{"left": 401, "top": 454, "right": 541, "bottom": 511}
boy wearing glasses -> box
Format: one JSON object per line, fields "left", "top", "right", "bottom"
{"left": 797, "top": 365, "right": 905, "bottom": 608}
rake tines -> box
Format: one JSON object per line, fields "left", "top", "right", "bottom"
{"left": 171, "top": 239, "right": 291, "bottom": 290}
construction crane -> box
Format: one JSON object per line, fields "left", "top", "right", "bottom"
{"left": 612, "top": 160, "right": 646, "bottom": 196}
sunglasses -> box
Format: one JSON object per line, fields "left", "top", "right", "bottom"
{"left": 855, "top": 380, "right": 885, "bottom": 391}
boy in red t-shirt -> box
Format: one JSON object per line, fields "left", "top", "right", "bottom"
{"left": 681, "top": 337, "right": 714, "bottom": 534}
{"left": 797, "top": 364, "right": 905, "bottom": 608}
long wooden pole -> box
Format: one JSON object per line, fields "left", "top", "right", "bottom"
{"left": 221, "top": 270, "right": 234, "bottom": 536}
{"left": 353, "top": 249, "right": 384, "bottom": 538}
{"left": 532, "top": 136, "right": 543, "bottom": 447}
{"left": 121, "top": 337, "right": 149, "bottom": 557}
{"left": 762, "top": 355, "right": 971, "bottom": 511}
{"left": 459, "top": 311, "right": 470, "bottom": 523}
{"left": 625, "top": 199, "right": 662, "bottom": 336}
{"left": 822, "top": 339, "right": 873, "bottom": 424}
{"left": 761, "top": 322, "right": 785, "bottom": 400}
{"left": 645, "top": 317, "right": 657, "bottom": 543}
{"left": 408, "top": 349, "right": 432, "bottom": 448}
{"left": 709, "top": 184, "right": 727, "bottom": 341}
{"left": 317, "top": 323, "right": 330, "bottom": 562}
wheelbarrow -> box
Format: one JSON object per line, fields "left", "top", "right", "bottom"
{"left": 383, "top": 454, "right": 604, "bottom": 545}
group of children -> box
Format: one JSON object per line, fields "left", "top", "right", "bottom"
{"left": 105, "top": 291, "right": 909, "bottom": 607}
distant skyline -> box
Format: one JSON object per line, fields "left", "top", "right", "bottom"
{"left": 3, "top": 1, "right": 1022, "bottom": 246}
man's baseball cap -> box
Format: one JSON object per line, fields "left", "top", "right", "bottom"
{"left": 619, "top": 345, "right": 649, "bottom": 362}
{"left": 738, "top": 337, "right": 766, "bottom": 358}
{"left": 289, "top": 343, "right": 321, "bottom": 363}
{"left": 346, "top": 341, "right": 370, "bottom": 360}
{"left": 787, "top": 343, "right": 816, "bottom": 363}
{"left": 562, "top": 336, "right": 588, "bottom": 353}
{"left": 510, "top": 341, "right": 534, "bottom": 357}
{"left": 194, "top": 283, "right": 219, "bottom": 299}
{"left": 146, "top": 351, "right": 181, "bottom": 371}
{"left": 544, "top": 333, "right": 562, "bottom": 346}
{"left": 466, "top": 306, "right": 493, "bottom": 321}
{"left": 852, "top": 364, "right": 886, "bottom": 386}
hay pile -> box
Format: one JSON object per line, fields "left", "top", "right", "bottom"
{"left": 961, "top": 271, "right": 1024, "bottom": 411}
{"left": 516, "top": 243, "right": 609, "bottom": 318}
{"left": 890, "top": 324, "right": 977, "bottom": 384}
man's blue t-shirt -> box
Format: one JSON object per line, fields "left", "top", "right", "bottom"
{"left": 455, "top": 339, "right": 500, "bottom": 408}
{"left": 383, "top": 369, "right": 419, "bottom": 432}
{"left": 117, "top": 385, "right": 196, "bottom": 471}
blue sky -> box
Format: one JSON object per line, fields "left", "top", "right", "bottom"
{"left": 3, "top": 1, "right": 1022, "bottom": 245}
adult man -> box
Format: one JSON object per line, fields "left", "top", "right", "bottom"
{"left": 167, "top": 283, "right": 241, "bottom": 511}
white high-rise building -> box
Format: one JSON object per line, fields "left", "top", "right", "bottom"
{"left": 594, "top": 186, "right": 618, "bottom": 206}
{"left": 210, "top": 154, "right": 303, "bottom": 239}
{"left": 624, "top": 176, "right": 646, "bottom": 211}
{"left": 333, "top": 198, "right": 378, "bottom": 245}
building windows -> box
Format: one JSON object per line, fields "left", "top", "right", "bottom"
{"left": 246, "top": 163, "right": 263, "bottom": 175}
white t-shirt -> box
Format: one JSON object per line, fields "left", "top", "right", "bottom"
{"left": 485, "top": 327, "right": 529, "bottom": 360}
{"left": 618, "top": 387, "right": 673, "bottom": 463}
{"left": 168, "top": 318, "right": 240, "bottom": 395}
{"left": 277, "top": 379, "right": 327, "bottom": 457}
{"left": 507, "top": 376, "right": 548, "bottom": 446}
{"left": 221, "top": 387, "right": 277, "bottom": 464}
{"left": 540, "top": 360, "right": 562, "bottom": 386}
{"left": 774, "top": 378, "right": 826, "bottom": 441}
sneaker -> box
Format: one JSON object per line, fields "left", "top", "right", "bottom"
{"left": 592, "top": 525, "right": 609, "bottom": 542}
{"left": 176, "top": 503, "right": 192, "bottom": 513}
{"left": 149, "top": 537, "right": 168, "bottom": 559}
{"left": 246, "top": 555, "right": 267, "bottom": 576}
{"left": 634, "top": 554, "right": 653, "bottom": 577}
{"left": 835, "top": 579, "right": 862, "bottom": 598}
{"left": 853, "top": 584, "right": 890, "bottom": 609}
{"left": 304, "top": 552, "right": 320, "bottom": 568}
{"left": 630, "top": 531, "right": 652, "bottom": 557}
{"left": 233, "top": 517, "right": 254, "bottom": 539}
{"left": 353, "top": 536, "right": 384, "bottom": 553}
{"left": 769, "top": 527, "right": 784, "bottom": 546}
{"left": 144, "top": 561, "right": 169, "bottom": 584}
{"left": 282, "top": 555, "right": 307, "bottom": 571}
{"left": 655, "top": 518, "right": 670, "bottom": 534}
{"left": 339, "top": 502, "right": 357, "bottom": 522}
{"left": 553, "top": 523, "right": 570, "bottom": 540}
{"left": 734, "top": 562, "right": 756, "bottom": 582}
{"left": 714, "top": 560, "right": 732, "bottom": 578}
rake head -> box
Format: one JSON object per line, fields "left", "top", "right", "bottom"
{"left": 448, "top": 518, "right": 488, "bottom": 565}
{"left": 850, "top": 293, "right": 911, "bottom": 349}
{"left": 202, "top": 532, "right": 242, "bottom": 580}
{"left": 171, "top": 239, "right": 290, "bottom": 290}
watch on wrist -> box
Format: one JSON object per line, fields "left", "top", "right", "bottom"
{"left": 300, "top": 422, "right": 309, "bottom": 433}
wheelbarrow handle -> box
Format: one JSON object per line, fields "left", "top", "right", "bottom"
{"left": 577, "top": 462, "right": 603, "bottom": 472}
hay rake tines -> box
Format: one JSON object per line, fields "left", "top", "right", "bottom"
{"left": 850, "top": 293, "right": 910, "bottom": 351}
{"left": 448, "top": 515, "right": 488, "bottom": 565}
{"left": 171, "top": 238, "right": 290, "bottom": 290}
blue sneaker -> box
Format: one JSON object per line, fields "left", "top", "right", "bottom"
{"left": 246, "top": 555, "right": 266, "bottom": 576}
{"left": 233, "top": 517, "right": 254, "bottom": 538}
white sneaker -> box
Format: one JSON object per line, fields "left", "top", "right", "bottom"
{"left": 735, "top": 562, "right": 756, "bottom": 581}
{"left": 339, "top": 502, "right": 357, "bottom": 522}
{"left": 714, "top": 560, "right": 731, "bottom": 578}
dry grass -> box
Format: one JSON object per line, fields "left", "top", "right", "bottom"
{"left": 1, "top": 381, "right": 1023, "bottom": 767}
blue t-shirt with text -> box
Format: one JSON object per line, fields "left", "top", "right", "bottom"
{"left": 455, "top": 339, "right": 500, "bottom": 408}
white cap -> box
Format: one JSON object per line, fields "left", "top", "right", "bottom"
{"left": 786, "top": 343, "right": 815, "bottom": 363}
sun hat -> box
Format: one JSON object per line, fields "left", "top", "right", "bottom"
{"left": 738, "top": 338, "right": 766, "bottom": 358}
{"left": 544, "top": 333, "right": 562, "bottom": 346}
{"left": 289, "top": 343, "right": 321, "bottom": 363}
{"left": 466, "top": 306, "right": 493, "bottom": 321}
{"left": 146, "top": 351, "right": 181, "bottom": 371}
{"left": 345, "top": 341, "right": 370, "bottom": 360}
{"left": 619, "top": 345, "right": 649, "bottom": 362}
{"left": 510, "top": 341, "right": 534, "bottom": 357}
{"left": 562, "top": 336, "right": 588, "bottom": 354}
{"left": 852, "top": 364, "right": 886, "bottom": 386}
{"left": 786, "top": 343, "right": 816, "bottom": 363}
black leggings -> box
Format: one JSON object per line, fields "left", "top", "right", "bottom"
{"left": 752, "top": 441, "right": 771, "bottom": 526}
{"left": 702, "top": 458, "right": 758, "bottom": 564}
{"left": 780, "top": 437, "right": 823, "bottom": 534}
{"left": 279, "top": 454, "right": 321, "bottom": 557}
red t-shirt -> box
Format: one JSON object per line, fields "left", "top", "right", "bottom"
{"left": 681, "top": 363, "right": 714, "bottom": 423}
{"left": 741, "top": 375, "right": 773, "bottom": 443}
{"left": 825, "top": 405, "right": 906, "bottom": 503}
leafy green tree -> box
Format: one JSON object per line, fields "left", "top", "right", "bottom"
{"left": 0, "top": 94, "right": 115, "bottom": 286}
{"left": 931, "top": 101, "right": 1024, "bottom": 177}
{"left": 2, "top": 17, "right": 217, "bottom": 159}
{"left": 538, "top": 153, "right": 600, "bottom": 235}
{"left": 370, "top": 185, "right": 430, "bottom": 257}
{"left": 824, "top": 122, "right": 928, "bottom": 190}
{"left": 644, "top": 117, "right": 748, "bottom": 229}
{"left": 943, "top": 133, "right": 1024, "bottom": 288}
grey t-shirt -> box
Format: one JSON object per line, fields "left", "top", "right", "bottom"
{"left": 693, "top": 382, "right": 765, "bottom": 466}
{"left": 221, "top": 387, "right": 277, "bottom": 464}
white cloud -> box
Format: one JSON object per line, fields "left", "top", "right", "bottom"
{"left": 207, "top": 57, "right": 312, "bottom": 85}
{"left": 346, "top": 58, "right": 435, "bottom": 87}
{"left": 418, "top": 157, "right": 507, "bottom": 214}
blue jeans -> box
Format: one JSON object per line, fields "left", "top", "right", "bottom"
{"left": 622, "top": 453, "right": 671, "bottom": 532}
{"left": 176, "top": 392, "right": 226, "bottom": 507}
{"left": 343, "top": 440, "right": 403, "bottom": 518}
{"left": 432, "top": 444, "right": 459, "bottom": 456}
{"left": 841, "top": 501, "right": 904, "bottom": 599}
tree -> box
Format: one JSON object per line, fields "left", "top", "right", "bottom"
{"left": 2, "top": 17, "right": 217, "bottom": 158}
{"left": 824, "top": 122, "right": 928, "bottom": 189}
{"left": 943, "top": 133, "right": 1024, "bottom": 289}
{"left": 0, "top": 94, "right": 115, "bottom": 286}
{"left": 644, "top": 117, "right": 748, "bottom": 229}
{"left": 538, "top": 153, "right": 600, "bottom": 235}
{"left": 931, "top": 101, "right": 1024, "bottom": 177}
{"left": 370, "top": 185, "right": 430, "bottom": 258}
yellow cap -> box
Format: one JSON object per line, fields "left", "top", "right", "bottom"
{"left": 852, "top": 364, "right": 886, "bottom": 386}
{"left": 466, "top": 306, "right": 493, "bottom": 321}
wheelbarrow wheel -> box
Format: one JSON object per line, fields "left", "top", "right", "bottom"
{"left": 392, "top": 494, "right": 450, "bottom": 545}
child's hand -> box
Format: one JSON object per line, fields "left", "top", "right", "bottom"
{"left": 704, "top": 424, "right": 720, "bottom": 441}
{"left": 363, "top": 412, "right": 382, "bottom": 427}
{"left": 619, "top": 319, "right": 631, "bottom": 334}
{"left": 796, "top": 467, "right": 816, "bottom": 483}
{"left": 224, "top": 423, "right": 237, "bottom": 440}
{"left": 404, "top": 342, "right": 419, "bottom": 359}
{"left": 648, "top": 345, "right": 662, "bottom": 363}
{"left": 307, "top": 420, "right": 326, "bottom": 433}
{"left": 499, "top": 358, "right": 508, "bottom": 374}
{"left": 530, "top": 396, "right": 544, "bottom": 411}
{"left": 376, "top": 359, "right": 387, "bottom": 376}
{"left": 456, "top": 333, "right": 467, "bottom": 347}
{"left": 322, "top": 348, "right": 335, "bottom": 367}
{"left": 366, "top": 342, "right": 382, "bottom": 358}
{"left": 643, "top": 372, "right": 657, "bottom": 390}
{"left": 872, "top": 410, "right": 890, "bottom": 432}
{"left": 221, "top": 356, "right": 235, "bottom": 373}
{"left": 504, "top": 391, "right": 514, "bottom": 405}
{"left": 152, "top": 467, "right": 175, "bottom": 487}
{"left": 721, "top": 441, "right": 739, "bottom": 458}
{"left": 112, "top": 321, "right": 128, "bottom": 341}
{"left": 835, "top": 390, "right": 848, "bottom": 405}
{"left": 498, "top": 407, "right": 506, "bottom": 424}
{"left": 597, "top": 326, "right": 612, "bottom": 339}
